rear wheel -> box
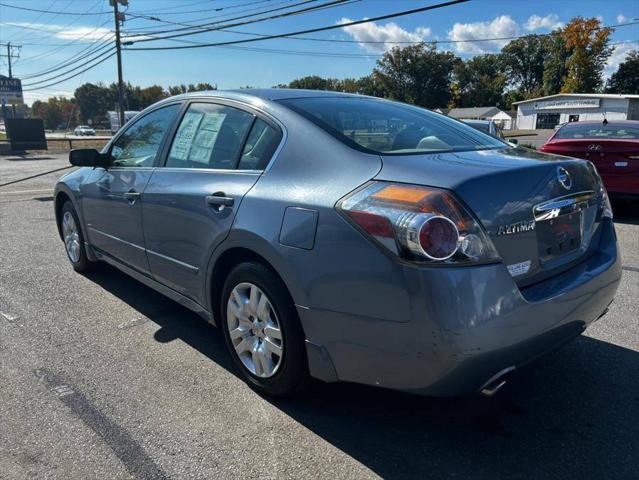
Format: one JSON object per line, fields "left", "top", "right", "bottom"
{"left": 221, "top": 262, "right": 309, "bottom": 396}
{"left": 60, "top": 201, "right": 93, "bottom": 272}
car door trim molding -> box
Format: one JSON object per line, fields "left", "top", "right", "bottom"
{"left": 146, "top": 248, "right": 199, "bottom": 273}
{"left": 87, "top": 227, "right": 146, "bottom": 252}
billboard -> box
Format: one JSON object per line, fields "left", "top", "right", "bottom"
{"left": 5, "top": 118, "right": 47, "bottom": 150}
{"left": 0, "top": 76, "right": 24, "bottom": 105}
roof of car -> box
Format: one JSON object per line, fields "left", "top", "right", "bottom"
{"left": 560, "top": 120, "right": 639, "bottom": 126}
{"left": 167, "top": 88, "right": 370, "bottom": 103}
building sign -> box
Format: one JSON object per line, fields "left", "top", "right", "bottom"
{"left": 5, "top": 118, "right": 47, "bottom": 151}
{"left": 0, "top": 76, "right": 24, "bottom": 105}
{"left": 533, "top": 98, "right": 600, "bottom": 110}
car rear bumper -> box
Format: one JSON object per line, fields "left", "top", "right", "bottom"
{"left": 601, "top": 172, "right": 639, "bottom": 197}
{"left": 299, "top": 219, "right": 621, "bottom": 396}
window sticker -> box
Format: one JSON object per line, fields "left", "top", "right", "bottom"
{"left": 170, "top": 111, "right": 204, "bottom": 162}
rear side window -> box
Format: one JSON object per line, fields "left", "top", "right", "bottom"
{"left": 238, "top": 118, "right": 280, "bottom": 170}
{"left": 166, "top": 103, "right": 254, "bottom": 169}
{"left": 278, "top": 97, "right": 505, "bottom": 155}
{"left": 554, "top": 123, "right": 639, "bottom": 139}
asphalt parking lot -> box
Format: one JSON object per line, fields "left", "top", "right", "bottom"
{"left": 0, "top": 153, "right": 638, "bottom": 479}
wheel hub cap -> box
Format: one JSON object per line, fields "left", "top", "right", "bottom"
{"left": 62, "top": 211, "right": 81, "bottom": 263}
{"left": 226, "top": 282, "right": 283, "bottom": 378}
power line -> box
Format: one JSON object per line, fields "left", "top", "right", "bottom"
{"left": 22, "top": 46, "right": 115, "bottom": 86}
{"left": 121, "top": 0, "right": 351, "bottom": 41}
{"left": 130, "top": 0, "right": 274, "bottom": 17}
{"left": 123, "top": 0, "right": 470, "bottom": 50}
{"left": 0, "top": 1, "right": 111, "bottom": 16}
{"left": 22, "top": 51, "right": 116, "bottom": 91}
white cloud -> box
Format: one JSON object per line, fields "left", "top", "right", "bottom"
{"left": 605, "top": 41, "right": 639, "bottom": 77}
{"left": 524, "top": 14, "right": 564, "bottom": 31}
{"left": 616, "top": 14, "right": 627, "bottom": 23}
{"left": 3, "top": 22, "right": 114, "bottom": 41}
{"left": 447, "top": 15, "right": 519, "bottom": 54}
{"left": 339, "top": 18, "right": 431, "bottom": 53}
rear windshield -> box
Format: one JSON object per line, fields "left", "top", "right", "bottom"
{"left": 554, "top": 123, "right": 639, "bottom": 139}
{"left": 278, "top": 97, "right": 506, "bottom": 155}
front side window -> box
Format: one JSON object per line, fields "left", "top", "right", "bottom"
{"left": 110, "top": 104, "right": 179, "bottom": 167}
{"left": 166, "top": 103, "right": 254, "bottom": 169}
{"left": 278, "top": 97, "right": 505, "bottom": 155}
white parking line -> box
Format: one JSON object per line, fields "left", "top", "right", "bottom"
{"left": 0, "top": 189, "right": 53, "bottom": 196}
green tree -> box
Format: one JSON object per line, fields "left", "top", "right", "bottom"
{"left": 355, "top": 74, "right": 387, "bottom": 97}
{"left": 561, "top": 17, "right": 613, "bottom": 93}
{"left": 606, "top": 49, "right": 639, "bottom": 93}
{"left": 373, "top": 44, "right": 458, "bottom": 108}
{"left": 453, "top": 54, "right": 507, "bottom": 107}
{"left": 74, "top": 83, "right": 112, "bottom": 123}
{"left": 501, "top": 35, "right": 550, "bottom": 96}
{"left": 140, "top": 85, "right": 168, "bottom": 107}
{"left": 542, "top": 32, "right": 569, "bottom": 95}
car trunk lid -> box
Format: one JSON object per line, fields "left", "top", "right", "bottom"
{"left": 541, "top": 139, "right": 639, "bottom": 174}
{"left": 375, "top": 147, "right": 604, "bottom": 285}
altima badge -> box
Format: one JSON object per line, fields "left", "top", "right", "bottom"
{"left": 497, "top": 220, "right": 535, "bottom": 236}
{"left": 557, "top": 167, "right": 572, "bottom": 190}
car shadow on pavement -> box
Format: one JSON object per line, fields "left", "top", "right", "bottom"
{"left": 84, "top": 265, "right": 639, "bottom": 480}
{"left": 612, "top": 199, "right": 638, "bottom": 226}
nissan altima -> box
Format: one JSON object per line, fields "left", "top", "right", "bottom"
{"left": 54, "top": 90, "right": 621, "bottom": 397}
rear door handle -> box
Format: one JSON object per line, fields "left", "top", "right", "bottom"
{"left": 206, "top": 192, "right": 234, "bottom": 210}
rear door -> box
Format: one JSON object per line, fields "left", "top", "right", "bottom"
{"left": 80, "top": 103, "right": 181, "bottom": 273}
{"left": 142, "top": 100, "right": 282, "bottom": 304}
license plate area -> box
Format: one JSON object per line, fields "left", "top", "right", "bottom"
{"left": 536, "top": 212, "right": 582, "bottom": 261}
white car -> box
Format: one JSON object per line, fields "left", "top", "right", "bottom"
{"left": 73, "top": 125, "right": 96, "bottom": 136}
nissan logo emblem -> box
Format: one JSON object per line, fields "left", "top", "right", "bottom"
{"left": 588, "top": 144, "right": 602, "bottom": 151}
{"left": 557, "top": 167, "right": 572, "bottom": 190}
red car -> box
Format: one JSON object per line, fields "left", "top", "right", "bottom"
{"left": 540, "top": 120, "right": 639, "bottom": 198}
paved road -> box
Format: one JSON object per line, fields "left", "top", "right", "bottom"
{"left": 1, "top": 153, "right": 638, "bottom": 479}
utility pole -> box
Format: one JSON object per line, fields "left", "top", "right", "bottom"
{"left": 0, "top": 42, "right": 20, "bottom": 78}
{"left": 111, "top": 0, "right": 128, "bottom": 128}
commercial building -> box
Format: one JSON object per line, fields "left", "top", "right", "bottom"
{"left": 514, "top": 93, "right": 639, "bottom": 130}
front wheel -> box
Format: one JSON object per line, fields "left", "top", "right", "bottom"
{"left": 60, "top": 201, "right": 93, "bottom": 272}
{"left": 220, "top": 262, "right": 310, "bottom": 396}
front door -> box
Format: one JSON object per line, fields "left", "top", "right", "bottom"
{"left": 81, "top": 104, "right": 181, "bottom": 273}
{"left": 142, "top": 101, "right": 282, "bottom": 304}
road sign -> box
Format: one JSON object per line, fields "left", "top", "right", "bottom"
{"left": 0, "top": 75, "right": 24, "bottom": 105}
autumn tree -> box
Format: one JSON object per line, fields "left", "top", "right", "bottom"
{"left": 561, "top": 17, "right": 613, "bottom": 93}
{"left": 606, "top": 49, "right": 639, "bottom": 93}
{"left": 542, "top": 33, "right": 570, "bottom": 95}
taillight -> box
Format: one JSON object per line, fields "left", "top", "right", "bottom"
{"left": 337, "top": 182, "right": 500, "bottom": 265}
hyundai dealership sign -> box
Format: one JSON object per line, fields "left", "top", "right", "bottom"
{"left": 0, "top": 75, "right": 24, "bottom": 105}
{"left": 533, "top": 98, "right": 600, "bottom": 110}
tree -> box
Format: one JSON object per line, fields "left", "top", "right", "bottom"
{"left": 501, "top": 35, "right": 550, "bottom": 96}
{"left": 74, "top": 83, "right": 112, "bottom": 123}
{"left": 356, "top": 74, "right": 387, "bottom": 97}
{"left": 606, "top": 49, "right": 639, "bottom": 93}
{"left": 167, "top": 82, "right": 216, "bottom": 96}
{"left": 373, "top": 44, "right": 458, "bottom": 108}
{"left": 453, "top": 54, "right": 507, "bottom": 107}
{"left": 31, "top": 96, "right": 76, "bottom": 129}
{"left": 542, "top": 32, "right": 569, "bottom": 95}
{"left": 561, "top": 17, "right": 613, "bottom": 93}
{"left": 139, "top": 85, "right": 168, "bottom": 106}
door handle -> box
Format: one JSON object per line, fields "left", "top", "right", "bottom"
{"left": 123, "top": 190, "right": 141, "bottom": 205}
{"left": 206, "top": 192, "right": 234, "bottom": 210}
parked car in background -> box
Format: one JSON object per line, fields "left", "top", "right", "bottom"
{"left": 73, "top": 125, "right": 96, "bottom": 136}
{"left": 540, "top": 120, "right": 639, "bottom": 199}
{"left": 55, "top": 90, "right": 620, "bottom": 398}
{"left": 462, "top": 119, "right": 505, "bottom": 140}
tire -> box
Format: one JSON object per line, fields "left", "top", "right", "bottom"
{"left": 60, "top": 201, "right": 93, "bottom": 272}
{"left": 220, "top": 262, "right": 310, "bottom": 396}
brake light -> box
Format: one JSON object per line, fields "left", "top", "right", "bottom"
{"left": 337, "top": 182, "right": 500, "bottom": 265}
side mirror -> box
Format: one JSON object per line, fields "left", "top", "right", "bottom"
{"left": 508, "top": 138, "right": 518, "bottom": 145}
{"left": 69, "top": 149, "right": 109, "bottom": 168}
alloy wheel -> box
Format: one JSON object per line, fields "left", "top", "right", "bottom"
{"left": 62, "top": 211, "right": 81, "bottom": 263}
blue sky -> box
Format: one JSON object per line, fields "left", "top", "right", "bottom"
{"left": 1, "top": 0, "right": 638, "bottom": 105}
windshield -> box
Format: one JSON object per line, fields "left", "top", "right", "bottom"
{"left": 554, "top": 123, "right": 639, "bottom": 140}
{"left": 278, "top": 97, "right": 506, "bottom": 155}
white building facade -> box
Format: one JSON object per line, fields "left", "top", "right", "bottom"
{"left": 514, "top": 94, "right": 639, "bottom": 130}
